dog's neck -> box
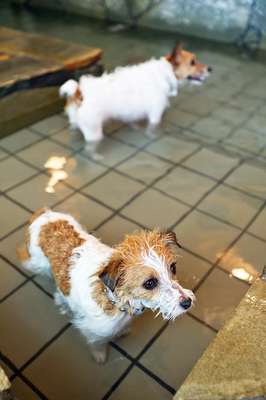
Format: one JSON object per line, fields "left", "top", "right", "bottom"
{"left": 103, "top": 285, "right": 145, "bottom": 316}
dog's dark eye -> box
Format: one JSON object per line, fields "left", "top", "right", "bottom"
{"left": 143, "top": 278, "right": 158, "bottom": 290}
{"left": 170, "top": 262, "right": 176, "bottom": 275}
{"left": 191, "top": 59, "right": 196, "bottom": 66}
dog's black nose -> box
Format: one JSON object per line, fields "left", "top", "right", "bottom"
{"left": 208, "top": 66, "right": 213, "bottom": 73}
{"left": 180, "top": 297, "right": 192, "bottom": 310}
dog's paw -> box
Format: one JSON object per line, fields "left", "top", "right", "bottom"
{"left": 91, "top": 349, "right": 108, "bottom": 364}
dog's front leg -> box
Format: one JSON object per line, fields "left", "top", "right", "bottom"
{"left": 145, "top": 122, "right": 159, "bottom": 139}
{"left": 89, "top": 341, "right": 108, "bottom": 364}
{"left": 85, "top": 140, "right": 103, "bottom": 161}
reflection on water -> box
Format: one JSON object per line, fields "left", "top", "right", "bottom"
{"left": 218, "top": 248, "right": 258, "bottom": 283}
{"left": 44, "top": 156, "right": 68, "bottom": 193}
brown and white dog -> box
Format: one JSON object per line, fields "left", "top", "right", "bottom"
{"left": 18, "top": 208, "right": 195, "bottom": 363}
{"left": 59, "top": 43, "right": 211, "bottom": 159}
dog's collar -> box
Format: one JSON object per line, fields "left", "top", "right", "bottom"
{"left": 104, "top": 287, "right": 145, "bottom": 316}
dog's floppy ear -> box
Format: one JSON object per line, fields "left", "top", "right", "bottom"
{"left": 99, "top": 256, "right": 123, "bottom": 292}
{"left": 163, "top": 230, "right": 183, "bottom": 249}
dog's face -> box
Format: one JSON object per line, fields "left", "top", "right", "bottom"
{"left": 100, "top": 230, "right": 195, "bottom": 320}
{"left": 166, "top": 43, "right": 211, "bottom": 84}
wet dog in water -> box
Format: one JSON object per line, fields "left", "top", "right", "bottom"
{"left": 18, "top": 208, "right": 195, "bottom": 363}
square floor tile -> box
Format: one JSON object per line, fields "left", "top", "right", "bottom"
{"left": 0, "top": 148, "right": 8, "bottom": 161}
{"left": 229, "top": 94, "right": 263, "bottom": 112}
{"left": 244, "top": 80, "right": 266, "bottom": 99}
{"left": 8, "top": 174, "right": 73, "bottom": 211}
{"left": 115, "top": 311, "right": 165, "bottom": 357}
{"left": 96, "top": 215, "right": 140, "bottom": 246}
{"left": 212, "top": 106, "right": 248, "bottom": 126}
{"left": 55, "top": 192, "right": 112, "bottom": 231}
{"left": 141, "top": 315, "right": 215, "bottom": 389}
{"left": 122, "top": 189, "right": 189, "bottom": 229}
{"left": 225, "top": 163, "right": 266, "bottom": 199}
{"left": 0, "top": 259, "right": 25, "bottom": 300}
{"left": 82, "top": 137, "right": 136, "bottom": 167}
{"left": 147, "top": 136, "right": 198, "bottom": 163}
{"left": 191, "top": 268, "right": 248, "bottom": 330}
{"left": 176, "top": 250, "right": 212, "bottom": 291}
{"left": 0, "top": 282, "right": 68, "bottom": 367}
{"left": 198, "top": 185, "right": 263, "bottom": 228}
{"left": 12, "top": 378, "right": 41, "bottom": 400}
{"left": 52, "top": 128, "right": 84, "bottom": 151}
{"left": 113, "top": 126, "right": 152, "bottom": 148}
{"left": 191, "top": 117, "right": 232, "bottom": 140}
{"left": 224, "top": 127, "right": 266, "bottom": 153}
{"left": 0, "top": 226, "right": 30, "bottom": 273}
{"left": 63, "top": 154, "right": 107, "bottom": 189}
{"left": 17, "top": 140, "right": 70, "bottom": 169}
{"left": 183, "top": 148, "right": 239, "bottom": 179}
{"left": 33, "top": 274, "right": 57, "bottom": 296}
{"left": 0, "top": 129, "right": 41, "bottom": 153}
{"left": 178, "top": 95, "right": 220, "bottom": 117}
{"left": 219, "top": 233, "right": 266, "bottom": 283}
{"left": 245, "top": 114, "right": 266, "bottom": 136}
{"left": 0, "top": 197, "right": 29, "bottom": 239}
{"left": 31, "top": 115, "right": 67, "bottom": 136}
{"left": 117, "top": 151, "right": 171, "bottom": 184}
{"left": 174, "top": 210, "right": 240, "bottom": 263}
{"left": 110, "top": 367, "right": 172, "bottom": 400}
{"left": 165, "top": 108, "right": 199, "bottom": 128}
{"left": 155, "top": 166, "right": 215, "bottom": 206}
{"left": 0, "top": 157, "right": 37, "bottom": 192}
{"left": 24, "top": 327, "right": 130, "bottom": 400}
{"left": 0, "top": 361, "right": 13, "bottom": 378}
{"left": 82, "top": 171, "right": 144, "bottom": 209}
{"left": 248, "top": 206, "right": 266, "bottom": 240}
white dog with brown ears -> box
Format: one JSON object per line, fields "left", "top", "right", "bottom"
{"left": 17, "top": 208, "right": 195, "bottom": 364}
{"left": 60, "top": 43, "right": 211, "bottom": 159}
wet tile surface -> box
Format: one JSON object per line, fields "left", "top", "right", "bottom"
{"left": 1, "top": 8, "right": 266, "bottom": 399}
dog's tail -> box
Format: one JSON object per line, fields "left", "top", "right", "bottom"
{"left": 59, "top": 79, "right": 79, "bottom": 98}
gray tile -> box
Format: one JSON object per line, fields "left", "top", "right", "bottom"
{"left": 31, "top": 115, "right": 67, "bottom": 136}
{"left": 0, "top": 197, "right": 29, "bottom": 238}
{"left": 212, "top": 106, "right": 248, "bottom": 126}
{"left": 117, "top": 151, "right": 171, "bottom": 184}
{"left": 245, "top": 114, "right": 266, "bottom": 136}
{"left": 110, "top": 367, "right": 172, "bottom": 400}
{"left": 12, "top": 378, "right": 41, "bottom": 400}
{"left": 225, "top": 163, "right": 266, "bottom": 199}
{"left": 183, "top": 148, "right": 239, "bottom": 179}
{"left": 177, "top": 95, "right": 220, "bottom": 117}
{"left": 115, "top": 310, "right": 164, "bottom": 357}
{"left": 55, "top": 192, "right": 112, "bottom": 231}
{"left": 82, "top": 137, "right": 136, "bottom": 167}
{"left": 24, "top": 327, "right": 129, "bottom": 400}
{"left": 52, "top": 128, "right": 84, "bottom": 151}
{"left": 17, "top": 140, "right": 70, "bottom": 169}
{"left": 122, "top": 189, "right": 189, "bottom": 229}
{"left": 0, "top": 157, "right": 36, "bottom": 192}
{"left": 198, "top": 185, "right": 263, "bottom": 228}
{"left": 248, "top": 207, "right": 266, "bottom": 241}
{"left": 113, "top": 126, "right": 152, "bottom": 148}
{"left": 174, "top": 210, "right": 240, "bottom": 263}
{"left": 63, "top": 154, "right": 107, "bottom": 189}
{"left": 83, "top": 171, "right": 144, "bottom": 209}
{"left": 8, "top": 174, "right": 74, "bottom": 211}
{"left": 191, "top": 117, "right": 232, "bottom": 140}
{"left": 155, "top": 166, "right": 215, "bottom": 206}
{"left": 224, "top": 127, "right": 266, "bottom": 153}
{"left": 96, "top": 215, "right": 140, "bottom": 246}
{"left": 141, "top": 315, "right": 215, "bottom": 389}
{"left": 219, "top": 233, "right": 266, "bottom": 283}
{"left": 147, "top": 136, "right": 198, "bottom": 163}
{"left": 0, "top": 282, "right": 68, "bottom": 367}
{"left": 191, "top": 268, "right": 248, "bottom": 330}
{"left": 0, "top": 258, "right": 24, "bottom": 300}
{"left": 0, "top": 148, "right": 8, "bottom": 161}
{"left": 0, "top": 129, "right": 41, "bottom": 153}
{"left": 165, "top": 108, "right": 199, "bottom": 128}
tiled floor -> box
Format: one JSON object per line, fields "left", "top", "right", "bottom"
{"left": 1, "top": 5, "right": 266, "bottom": 400}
